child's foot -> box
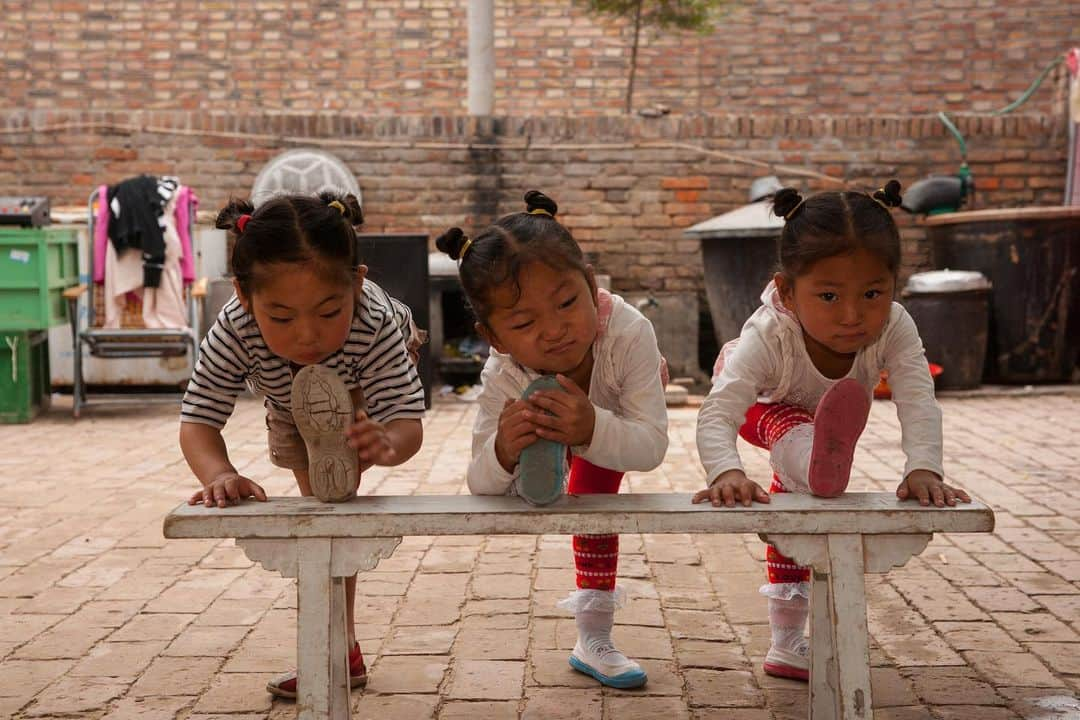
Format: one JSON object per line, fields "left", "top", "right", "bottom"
{"left": 763, "top": 640, "right": 809, "bottom": 682}
{"left": 292, "top": 365, "right": 358, "bottom": 503}
{"left": 266, "top": 641, "right": 368, "bottom": 699}
{"left": 569, "top": 639, "right": 648, "bottom": 689}
{"left": 516, "top": 375, "right": 567, "bottom": 506}
{"left": 808, "top": 378, "right": 871, "bottom": 497}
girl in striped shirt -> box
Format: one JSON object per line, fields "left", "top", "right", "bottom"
{"left": 179, "top": 192, "right": 425, "bottom": 698}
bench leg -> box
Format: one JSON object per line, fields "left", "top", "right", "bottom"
{"left": 297, "top": 538, "right": 351, "bottom": 720}
{"left": 820, "top": 534, "right": 872, "bottom": 720}
{"left": 809, "top": 568, "right": 840, "bottom": 719}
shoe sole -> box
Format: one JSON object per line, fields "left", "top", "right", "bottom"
{"left": 291, "top": 365, "right": 358, "bottom": 503}
{"left": 516, "top": 375, "right": 567, "bottom": 506}
{"left": 763, "top": 661, "right": 809, "bottom": 682}
{"left": 568, "top": 655, "right": 648, "bottom": 689}
{"left": 266, "top": 673, "right": 368, "bottom": 699}
{"left": 808, "top": 378, "right": 871, "bottom": 498}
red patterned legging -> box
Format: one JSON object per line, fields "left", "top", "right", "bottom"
{"left": 568, "top": 456, "right": 624, "bottom": 590}
{"left": 739, "top": 402, "right": 814, "bottom": 585}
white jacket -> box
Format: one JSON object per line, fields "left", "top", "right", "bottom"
{"left": 697, "top": 281, "right": 943, "bottom": 485}
{"left": 468, "top": 292, "right": 669, "bottom": 495}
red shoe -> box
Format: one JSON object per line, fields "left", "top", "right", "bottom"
{"left": 266, "top": 642, "right": 368, "bottom": 699}
{"left": 808, "top": 378, "right": 871, "bottom": 498}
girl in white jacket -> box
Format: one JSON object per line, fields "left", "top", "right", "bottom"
{"left": 437, "top": 190, "right": 669, "bottom": 689}
{"left": 694, "top": 181, "right": 970, "bottom": 682}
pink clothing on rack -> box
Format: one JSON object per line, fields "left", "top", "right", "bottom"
{"left": 174, "top": 186, "right": 198, "bottom": 284}
{"left": 93, "top": 184, "right": 110, "bottom": 284}
{"left": 93, "top": 183, "right": 198, "bottom": 284}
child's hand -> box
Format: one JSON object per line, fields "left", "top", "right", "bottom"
{"left": 494, "top": 399, "right": 540, "bottom": 473}
{"left": 346, "top": 411, "right": 398, "bottom": 467}
{"left": 692, "top": 469, "right": 770, "bottom": 508}
{"left": 897, "top": 469, "right": 971, "bottom": 507}
{"left": 525, "top": 374, "right": 596, "bottom": 447}
{"left": 190, "top": 471, "right": 267, "bottom": 508}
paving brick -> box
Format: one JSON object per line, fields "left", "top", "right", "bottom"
{"left": 352, "top": 694, "right": 439, "bottom": 719}
{"left": 163, "top": 625, "right": 250, "bottom": 657}
{"left": 68, "top": 640, "right": 170, "bottom": 680}
{"left": 522, "top": 687, "right": 602, "bottom": 720}
{"left": 904, "top": 666, "right": 1006, "bottom": 706}
{"left": 438, "top": 700, "right": 518, "bottom": 720}
{"left": 684, "top": 668, "right": 764, "bottom": 707}
{"left": 365, "top": 655, "right": 449, "bottom": 694}
{"left": 448, "top": 659, "right": 525, "bottom": 700}
{"left": 22, "top": 676, "right": 127, "bottom": 716}
{"left": 383, "top": 625, "right": 458, "bottom": 655}
{"left": 131, "top": 656, "right": 222, "bottom": 697}
{"left": 934, "top": 621, "right": 1023, "bottom": 652}
{"left": 605, "top": 696, "right": 691, "bottom": 720}
{"left": 962, "top": 651, "right": 1065, "bottom": 688}
{"left": 100, "top": 695, "right": 194, "bottom": 719}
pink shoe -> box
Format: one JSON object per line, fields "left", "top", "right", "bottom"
{"left": 808, "top": 378, "right": 871, "bottom": 498}
{"left": 266, "top": 641, "right": 368, "bottom": 699}
{"left": 763, "top": 645, "right": 809, "bottom": 682}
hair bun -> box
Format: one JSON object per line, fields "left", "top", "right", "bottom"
{"left": 524, "top": 190, "right": 558, "bottom": 217}
{"left": 872, "top": 180, "right": 903, "bottom": 208}
{"left": 318, "top": 191, "right": 364, "bottom": 225}
{"left": 772, "top": 187, "right": 803, "bottom": 219}
{"left": 435, "top": 227, "right": 469, "bottom": 260}
{"left": 214, "top": 197, "right": 256, "bottom": 234}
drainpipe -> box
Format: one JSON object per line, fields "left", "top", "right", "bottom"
{"left": 467, "top": 0, "right": 495, "bottom": 116}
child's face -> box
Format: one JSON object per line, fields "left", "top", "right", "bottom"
{"left": 777, "top": 248, "right": 895, "bottom": 358}
{"left": 237, "top": 263, "right": 362, "bottom": 366}
{"left": 480, "top": 261, "right": 599, "bottom": 376}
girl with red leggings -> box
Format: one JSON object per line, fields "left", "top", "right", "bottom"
{"left": 695, "top": 182, "right": 970, "bottom": 681}
{"left": 437, "top": 191, "right": 669, "bottom": 690}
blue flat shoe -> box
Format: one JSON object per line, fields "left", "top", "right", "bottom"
{"left": 515, "top": 375, "right": 566, "bottom": 506}
{"left": 568, "top": 653, "right": 648, "bottom": 689}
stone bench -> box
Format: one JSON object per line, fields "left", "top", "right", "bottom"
{"left": 163, "top": 492, "right": 995, "bottom": 720}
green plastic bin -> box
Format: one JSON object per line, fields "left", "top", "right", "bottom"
{"left": 0, "top": 227, "right": 80, "bottom": 329}
{"left": 0, "top": 330, "right": 50, "bottom": 423}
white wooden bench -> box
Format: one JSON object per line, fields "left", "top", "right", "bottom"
{"left": 163, "top": 493, "right": 994, "bottom": 720}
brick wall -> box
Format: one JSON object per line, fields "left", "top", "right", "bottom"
{"left": 1, "top": 1, "right": 1074, "bottom": 116}
{"left": 0, "top": 109, "right": 1068, "bottom": 293}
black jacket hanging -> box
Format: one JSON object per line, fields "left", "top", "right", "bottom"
{"left": 106, "top": 175, "right": 166, "bottom": 288}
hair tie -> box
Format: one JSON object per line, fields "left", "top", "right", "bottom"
{"left": 528, "top": 208, "right": 552, "bottom": 217}
{"left": 236, "top": 214, "right": 251, "bottom": 233}
{"left": 458, "top": 236, "right": 474, "bottom": 259}
{"left": 783, "top": 200, "right": 806, "bottom": 221}
{"left": 328, "top": 200, "right": 346, "bottom": 216}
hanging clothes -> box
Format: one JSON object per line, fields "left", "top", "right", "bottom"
{"left": 93, "top": 180, "right": 197, "bottom": 286}
{"left": 102, "top": 195, "right": 189, "bottom": 330}
{"left": 106, "top": 175, "right": 166, "bottom": 287}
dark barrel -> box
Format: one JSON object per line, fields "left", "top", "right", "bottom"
{"left": 925, "top": 207, "right": 1080, "bottom": 383}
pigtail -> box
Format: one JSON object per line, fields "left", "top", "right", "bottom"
{"left": 319, "top": 191, "right": 364, "bottom": 226}
{"left": 524, "top": 190, "right": 558, "bottom": 217}
{"left": 871, "top": 180, "right": 903, "bottom": 209}
{"left": 772, "top": 188, "right": 805, "bottom": 221}
{"left": 215, "top": 197, "right": 256, "bottom": 235}
{"left": 436, "top": 227, "right": 471, "bottom": 261}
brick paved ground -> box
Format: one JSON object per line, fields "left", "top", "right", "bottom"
{"left": 1, "top": 392, "right": 1078, "bottom": 719}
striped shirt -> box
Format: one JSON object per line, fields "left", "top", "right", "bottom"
{"left": 181, "top": 280, "right": 425, "bottom": 429}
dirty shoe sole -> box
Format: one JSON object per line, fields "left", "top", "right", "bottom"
{"left": 515, "top": 375, "right": 567, "bottom": 506}
{"left": 292, "top": 365, "right": 357, "bottom": 503}
{"left": 808, "top": 378, "right": 871, "bottom": 498}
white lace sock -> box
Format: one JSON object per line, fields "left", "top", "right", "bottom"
{"left": 769, "top": 423, "right": 813, "bottom": 494}
{"left": 768, "top": 595, "right": 810, "bottom": 653}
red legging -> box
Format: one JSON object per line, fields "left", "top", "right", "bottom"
{"left": 739, "top": 402, "right": 813, "bottom": 585}
{"left": 568, "top": 456, "right": 623, "bottom": 590}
